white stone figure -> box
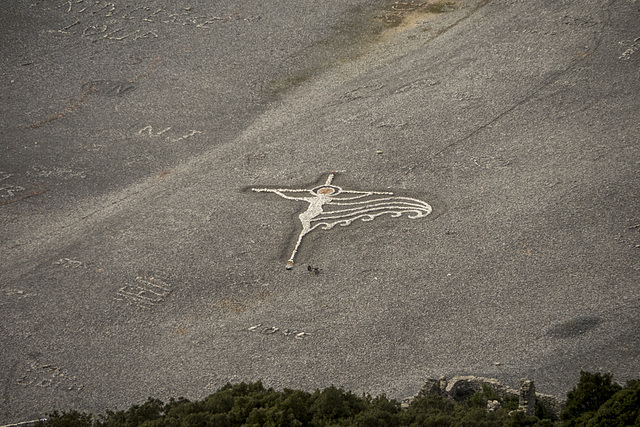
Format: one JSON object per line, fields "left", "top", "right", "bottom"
{"left": 252, "top": 173, "right": 432, "bottom": 269}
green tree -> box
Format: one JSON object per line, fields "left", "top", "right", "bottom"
{"left": 584, "top": 379, "right": 640, "bottom": 426}
{"left": 101, "top": 398, "right": 164, "bottom": 427}
{"left": 561, "top": 371, "right": 622, "bottom": 425}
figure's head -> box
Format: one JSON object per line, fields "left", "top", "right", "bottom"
{"left": 311, "top": 185, "right": 341, "bottom": 196}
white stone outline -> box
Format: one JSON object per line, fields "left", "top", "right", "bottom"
{"left": 252, "top": 173, "right": 432, "bottom": 269}
{"left": 114, "top": 276, "right": 171, "bottom": 309}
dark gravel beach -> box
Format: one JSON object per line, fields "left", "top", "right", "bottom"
{"left": 1, "top": 0, "right": 639, "bottom": 423}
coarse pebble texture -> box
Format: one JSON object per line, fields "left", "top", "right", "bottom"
{"left": 1, "top": 0, "right": 639, "bottom": 424}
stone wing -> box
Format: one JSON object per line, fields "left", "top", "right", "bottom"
{"left": 309, "top": 195, "right": 432, "bottom": 231}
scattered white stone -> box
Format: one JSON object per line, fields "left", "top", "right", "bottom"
{"left": 487, "top": 400, "right": 501, "bottom": 412}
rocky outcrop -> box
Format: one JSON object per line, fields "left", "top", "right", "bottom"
{"left": 402, "top": 376, "right": 565, "bottom": 419}
{"left": 519, "top": 379, "right": 536, "bottom": 416}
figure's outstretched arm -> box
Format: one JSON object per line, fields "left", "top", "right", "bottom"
{"left": 252, "top": 188, "right": 308, "bottom": 201}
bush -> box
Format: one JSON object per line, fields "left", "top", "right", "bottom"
{"left": 35, "top": 410, "right": 93, "bottom": 427}
{"left": 580, "top": 379, "right": 640, "bottom": 426}
{"left": 35, "top": 373, "right": 640, "bottom": 427}
{"left": 561, "top": 371, "right": 622, "bottom": 425}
